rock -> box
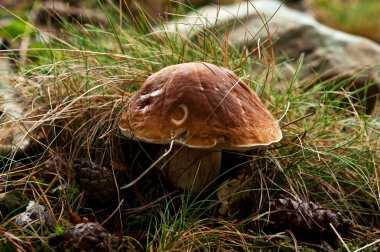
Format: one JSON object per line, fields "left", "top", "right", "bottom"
{"left": 14, "top": 201, "right": 46, "bottom": 226}
{"left": 0, "top": 56, "right": 44, "bottom": 156}
{"left": 161, "top": 0, "right": 380, "bottom": 113}
{"left": 124, "top": 0, "right": 242, "bottom": 21}
{"left": 37, "top": 1, "right": 108, "bottom": 27}
{"left": 0, "top": 57, "right": 30, "bottom": 155}
{"left": 14, "top": 200, "right": 56, "bottom": 232}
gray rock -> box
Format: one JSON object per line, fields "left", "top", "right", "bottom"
{"left": 0, "top": 57, "right": 30, "bottom": 155}
{"left": 0, "top": 56, "right": 43, "bottom": 156}
{"left": 161, "top": 0, "right": 380, "bottom": 113}
{"left": 14, "top": 200, "right": 46, "bottom": 227}
{"left": 14, "top": 200, "right": 57, "bottom": 232}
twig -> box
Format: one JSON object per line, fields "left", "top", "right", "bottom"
{"left": 280, "top": 112, "right": 314, "bottom": 129}
{"left": 120, "top": 139, "right": 174, "bottom": 189}
{"left": 277, "top": 101, "right": 290, "bottom": 122}
{"left": 329, "top": 223, "right": 350, "bottom": 252}
{"left": 353, "top": 239, "right": 380, "bottom": 252}
{"left": 101, "top": 199, "right": 124, "bottom": 226}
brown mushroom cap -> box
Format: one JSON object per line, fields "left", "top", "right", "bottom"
{"left": 119, "top": 62, "right": 282, "bottom": 150}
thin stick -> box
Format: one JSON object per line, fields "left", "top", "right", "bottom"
{"left": 353, "top": 239, "right": 380, "bottom": 252}
{"left": 120, "top": 140, "right": 174, "bottom": 189}
{"left": 101, "top": 199, "right": 124, "bottom": 225}
{"left": 257, "top": 38, "right": 261, "bottom": 59}
{"left": 329, "top": 223, "right": 350, "bottom": 252}
{"left": 277, "top": 101, "right": 290, "bottom": 122}
{"left": 280, "top": 112, "right": 314, "bottom": 129}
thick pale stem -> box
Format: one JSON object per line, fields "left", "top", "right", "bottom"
{"left": 159, "top": 145, "right": 221, "bottom": 193}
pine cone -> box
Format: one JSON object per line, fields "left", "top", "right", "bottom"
{"left": 216, "top": 173, "right": 254, "bottom": 218}
{"left": 64, "top": 222, "right": 109, "bottom": 252}
{"left": 268, "top": 198, "right": 352, "bottom": 242}
{"left": 73, "top": 159, "right": 118, "bottom": 206}
{"left": 43, "top": 148, "right": 72, "bottom": 181}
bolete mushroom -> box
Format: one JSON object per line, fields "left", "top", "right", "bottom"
{"left": 119, "top": 62, "right": 282, "bottom": 193}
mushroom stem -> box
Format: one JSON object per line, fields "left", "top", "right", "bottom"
{"left": 159, "top": 145, "right": 221, "bottom": 193}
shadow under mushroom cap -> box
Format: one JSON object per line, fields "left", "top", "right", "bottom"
{"left": 119, "top": 62, "right": 282, "bottom": 151}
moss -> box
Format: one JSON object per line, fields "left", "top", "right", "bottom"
{"left": 0, "top": 191, "right": 29, "bottom": 220}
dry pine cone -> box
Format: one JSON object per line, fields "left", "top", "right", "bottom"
{"left": 64, "top": 222, "right": 109, "bottom": 252}
{"left": 73, "top": 159, "right": 118, "bottom": 206}
{"left": 43, "top": 148, "right": 72, "bottom": 181}
{"left": 268, "top": 198, "right": 352, "bottom": 243}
